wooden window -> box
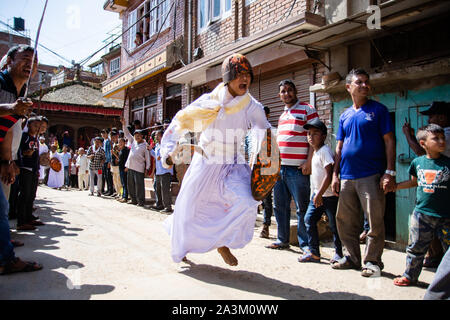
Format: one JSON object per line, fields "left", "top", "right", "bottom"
{"left": 109, "top": 57, "right": 120, "bottom": 76}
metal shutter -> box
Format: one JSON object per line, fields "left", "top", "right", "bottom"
{"left": 249, "top": 67, "right": 312, "bottom": 127}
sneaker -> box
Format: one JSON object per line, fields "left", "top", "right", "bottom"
{"left": 88, "top": 193, "right": 94, "bottom": 196}
{"left": 259, "top": 224, "right": 269, "bottom": 238}
{"left": 137, "top": 203, "right": 145, "bottom": 207}
{"left": 150, "top": 205, "right": 164, "bottom": 210}
{"left": 97, "top": 193, "right": 102, "bottom": 197}
{"left": 160, "top": 208, "right": 173, "bottom": 213}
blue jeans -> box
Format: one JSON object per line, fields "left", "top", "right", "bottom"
{"left": 119, "top": 169, "right": 128, "bottom": 199}
{"left": 0, "top": 185, "right": 14, "bottom": 266}
{"left": 64, "top": 166, "right": 69, "bottom": 186}
{"left": 304, "top": 193, "right": 342, "bottom": 257}
{"left": 404, "top": 210, "right": 450, "bottom": 282}
{"left": 273, "top": 165, "right": 310, "bottom": 250}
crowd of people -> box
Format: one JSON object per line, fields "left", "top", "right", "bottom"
{"left": 0, "top": 45, "right": 448, "bottom": 299}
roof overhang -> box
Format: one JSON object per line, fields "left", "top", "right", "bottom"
{"left": 166, "top": 12, "right": 325, "bottom": 87}
{"left": 33, "top": 101, "right": 123, "bottom": 116}
{"left": 283, "top": 0, "right": 450, "bottom": 51}
{"left": 101, "top": 49, "right": 169, "bottom": 99}
{"left": 103, "top": 0, "right": 128, "bottom": 13}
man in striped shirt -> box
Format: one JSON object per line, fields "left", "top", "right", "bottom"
{"left": 266, "top": 79, "right": 319, "bottom": 252}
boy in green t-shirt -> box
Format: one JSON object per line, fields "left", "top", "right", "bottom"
{"left": 394, "top": 124, "right": 450, "bottom": 286}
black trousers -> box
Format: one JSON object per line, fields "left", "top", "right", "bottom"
{"left": 155, "top": 173, "right": 172, "bottom": 209}
{"left": 101, "top": 163, "right": 114, "bottom": 194}
{"left": 17, "top": 170, "right": 38, "bottom": 226}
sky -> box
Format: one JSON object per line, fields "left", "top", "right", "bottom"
{"left": 0, "top": 0, "right": 122, "bottom": 68}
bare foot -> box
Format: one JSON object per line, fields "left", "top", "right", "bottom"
{"left": 217, "top": 247, "right": 238, "bottom": 266}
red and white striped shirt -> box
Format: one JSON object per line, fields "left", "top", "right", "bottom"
{"left": 276, "top": 101, "right": 319, "bottom": 166}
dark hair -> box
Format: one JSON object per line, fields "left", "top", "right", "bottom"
{"left": 263, "top": 106, "right": 270, "bottom": 116}
{"left": 101, "top": 129, "right": 107, "bottom": 134}
{"left": 416, "top": 123, "right": 445, "bottom": 142}
{"left": 133, "top": 120, "right": 141, "bottom": 126}
{"left": 110, "top": 130, "right": 119, "bottom": 136}
{"left": 7, "top": 45, "right": 35, "bottom": 61}
{"left": 346, "top": 68, "right": 370, "bottom": 84}
{"left": 278, "top": 79, "right": 297, "bottom": 93}
{"left": 39, "top": 116, "right": 49, "bottom": 124}
{"left": 27, "top": 116, "right": 40, "bottom": 124}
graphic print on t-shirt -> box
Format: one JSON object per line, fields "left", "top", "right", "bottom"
{"left": 417, "top": 165, "right": 450, "bottom": 193}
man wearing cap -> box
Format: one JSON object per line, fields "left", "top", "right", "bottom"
{"left": 266, "top": 79, "right": 318, "bottom": 252}
{"left": 159, "top": 53, "right": 271, "bottom": 266}
{"left": 402, "top": 101, "right": 450, "bottom": 268}
{"left": 331, "top": 68, "right": 395, "bottom": 277}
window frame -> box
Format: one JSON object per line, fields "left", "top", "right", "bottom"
{"left": 198, "top": 0, "right": 232, "bottom": 34}
{"left": 128, "top": 0, "right": 171, "bottom": 51}
{"left": 109, "top": 57, "right": 121, "bottom": 76}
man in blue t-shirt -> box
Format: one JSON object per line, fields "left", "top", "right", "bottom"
{"left": 331, "top": 68, "right": 395, "bottom": 278}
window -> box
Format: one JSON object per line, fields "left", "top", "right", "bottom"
{"left": 110, "top": 57, "right": 120, "bottom": 76}
{"left": 198, "top": 0, "right": 231, "bottom": 32}
{"left": 132, "top": 98, "right": 144, "bottom": 110}
{"left": 245, "top": 0, "right": 257, "bottom": 5}
{"left": 145, "top": 94, "right": 158, "bottom": 106}
{"left": 127, "top": 0, "right": 171, "bottom": 51}
{"left": 91, "top": 63, "right": 104, "bottom": 76}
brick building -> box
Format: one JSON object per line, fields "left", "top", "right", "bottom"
{"left": 101, "top": 0, "right": 186, "bottom": 130}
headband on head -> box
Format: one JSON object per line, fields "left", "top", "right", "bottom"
{"left": 221, "top": 53, "right": 254, "bottom": 85}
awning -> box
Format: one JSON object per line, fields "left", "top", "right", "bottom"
{"left": 283, "top": 0, "right": 448, "bottom": 50}
{"left": 35, "top": 102, "right": 123, "bottom": 116}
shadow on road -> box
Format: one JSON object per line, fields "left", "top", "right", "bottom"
{"left": 179, "top": 260, "right": 374, "bottom": 300}
{"left": 3, "top": 197, "right": 115, "bottom": 300}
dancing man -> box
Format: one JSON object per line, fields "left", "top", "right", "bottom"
{"left": 160, "top": 54, "right": 272, "bottom": 266}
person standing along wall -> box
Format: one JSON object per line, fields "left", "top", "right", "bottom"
{"left": 266, "top": 80, "right": 318, "bottom": 252}
{"left": 331, "top": 68, "right": 395, "bottom": 278}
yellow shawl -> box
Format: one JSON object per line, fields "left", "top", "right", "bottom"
{"left": 175, "top": 83, "right": 251, "bottom": 133}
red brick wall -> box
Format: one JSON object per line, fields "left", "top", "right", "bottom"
{"left": 121, "top": 0, "right": 186, "bottom": 73}
{"left": 0, "top": 31, "right": 30, "bottom": 58}
{"left": 313, "top": 59, "right": 333, "bottom": 133}
{"left": 193, "top": 0, "right": 313, "bottom": 58}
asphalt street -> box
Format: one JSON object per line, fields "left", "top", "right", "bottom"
{"left": 1, "top": 185, "right": 436, "bottom": 300}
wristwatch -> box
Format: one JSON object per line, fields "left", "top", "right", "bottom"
{"left": 385, "top": 170, "right": 396, "bottom": 176}
{"left": 0, "top": 159, "right": 13, "bottom": 165}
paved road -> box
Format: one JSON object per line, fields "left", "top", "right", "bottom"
{"left": 1, "top": 186, "right": 436, "bottom": 300}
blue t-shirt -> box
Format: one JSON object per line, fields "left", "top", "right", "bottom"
{"left": 150, "top": 143, "right": 173, "bottom": 176}
{"left": 61, "top": 152, "right": 71, "bottom": 167}
{"left": 336, "top": 99, "right": 393, "bottom": 180}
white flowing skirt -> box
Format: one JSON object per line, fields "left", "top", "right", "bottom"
{"left": 47, "top": 167, "right": 64, "bottom": 188}
{"left": 164, "top": 153, "right": 260, "bottom": 262}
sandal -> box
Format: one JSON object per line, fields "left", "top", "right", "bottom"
{"left": 330, "top": 253, "right": 343, "bottom": 264}
{"left": 11, "top": 240, "right": 24, "bottom": 247}
{"left": 16, "top": 224, "right": 36, "bottom": 231}
{"left": 298, "top": 253, "right": 320, "bottom": 263}
{"left": 331, "top": 256, "right": 361, "bottom": 270}
{"left": 0, "top": 258, "right": 43, "bottom": 275}
{"left": 30, "top": 220, "right": 45, "bottom": 226}
{"left": 265, "top": 242, "right": 289, "bottom": 250}
{"left": 361, "top": 262, "right": 381, "bottom": 277}
{"left": 393, "top": 276, "right": 414, "bottom": 287}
